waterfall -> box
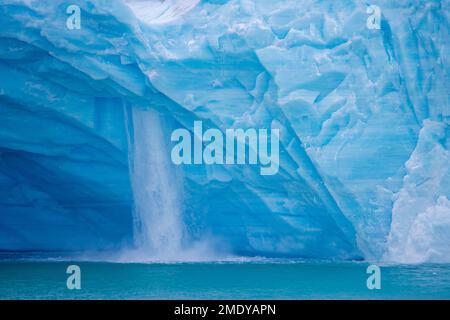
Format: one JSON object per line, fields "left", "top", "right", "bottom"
{"left": 126, "top": 106, "right": 185, "bottom": 260}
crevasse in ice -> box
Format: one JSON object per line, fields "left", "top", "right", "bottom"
{"left": 0, "top": 0, "right": 448, "bottom": 262}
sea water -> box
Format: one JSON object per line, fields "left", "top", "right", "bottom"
{"left": 0, "top": 257, "right": 449, "bottom": 299}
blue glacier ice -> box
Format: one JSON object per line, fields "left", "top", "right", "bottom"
{"left": 0, "top": 0, "right": 448, "bottom": 262}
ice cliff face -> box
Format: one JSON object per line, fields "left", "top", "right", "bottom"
{"left": 0, "top": 0, "right": 448, "bottom": 262}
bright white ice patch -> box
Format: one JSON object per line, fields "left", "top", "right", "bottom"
{"left": 385, "top": 120, "right": 450, "bottom": 263}
{"left": 123, "top": 0, "right": 200, "bottom": 24}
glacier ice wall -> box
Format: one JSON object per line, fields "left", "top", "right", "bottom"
{"left": 0, "top": 0, "right": 448, "bottom": 262}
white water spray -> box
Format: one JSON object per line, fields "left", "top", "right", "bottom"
{"left": 126, "top": 107, "right": 185, "bottom": 259}
{"left": 123, "top": 106, "right": 223, "bottom": 262}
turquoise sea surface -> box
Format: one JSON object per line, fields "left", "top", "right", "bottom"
{"left": 0, "top": 255, "right": 449, "bottom": 299}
